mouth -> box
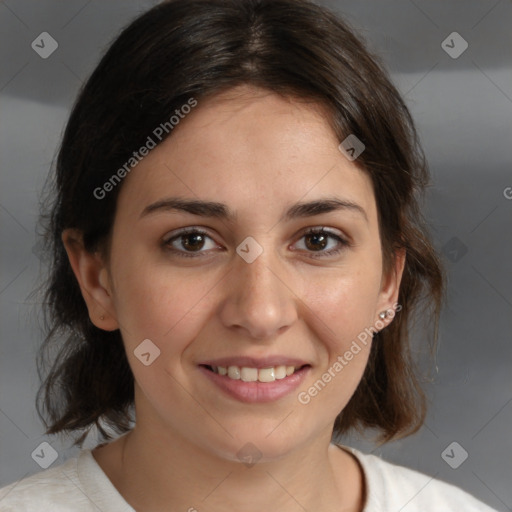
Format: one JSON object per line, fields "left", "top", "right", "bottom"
{"left": 200, "top": 363, "right": 309, "bottom": 383}
{"left": 198, "top": 361, "right": 311, "bottom": 403}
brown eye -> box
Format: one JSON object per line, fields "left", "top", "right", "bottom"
{"left": 304, "top": 232, "right": 328, "bottom": 251}
{"left": 163, "top": 228, "right": 219, "bottom": 257}
{"left": 294, "top": 228, "right": 349, "bottom": 258}
{"left": 181, "top": 232, "right": 206, "bottom": 251}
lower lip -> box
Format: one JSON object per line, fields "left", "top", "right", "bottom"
{"left": 198, "top": 365, "right": 310, "bottom": 403}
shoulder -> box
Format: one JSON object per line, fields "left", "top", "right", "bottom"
{"left": 0, "top": 454, "right": 84, "bottom": 511}
{"left": 342, "top": 446, "right": 498, "bottom": 512}
{"left": 0, "top": 450, "right": 132, "bottom": 512}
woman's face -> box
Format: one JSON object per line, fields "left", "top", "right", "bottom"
{"left": 101, "top": 85, "right": 403, "bottom": 461}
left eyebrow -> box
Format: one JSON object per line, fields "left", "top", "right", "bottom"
{"left": 139, "top": 196, "right": 368, "bottom": 223}
{"left": 282, "top": 197, "right": 368, "bottom": 223}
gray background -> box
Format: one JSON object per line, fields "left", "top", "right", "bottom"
{"left": 0, "top": 0, "right": 511, "bottom": 510}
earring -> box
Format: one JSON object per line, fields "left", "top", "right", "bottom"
{"left": 100, "top": 315, "right": 105, "bottom": 321}
{"left": 379, "top": 311, "right": 388, "bottom": 320}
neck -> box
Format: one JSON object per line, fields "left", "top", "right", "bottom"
{"left": 93, "top": 422, "right": 364, "bottom": 512}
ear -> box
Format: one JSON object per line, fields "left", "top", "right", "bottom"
{"left": 62, "top": 228, "right": 119, "bottom": 331}
{"left": 375, "top": 248, "right": 406, "bottom": 326}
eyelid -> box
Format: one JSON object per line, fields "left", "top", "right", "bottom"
{"left": 162, "top": 226, "right": 215, "bottom": 244}
{"left": 298, "top": 225, "right": 350, "bottom": 243}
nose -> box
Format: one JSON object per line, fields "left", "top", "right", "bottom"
{"left": 218, "top": 245, "right": 299, "bottom": 341}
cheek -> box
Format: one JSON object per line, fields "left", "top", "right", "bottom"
{"left": 305, "top": 262, "right": 382, "bottom": 346}
{"left": 110, "top": 251, "right": 225, "bottom": 359}
{"left": 294, "top": 265, "right": 380, "bottom": 413}
{"left": 110, "top": 265, "right": 219, "bottom": 408}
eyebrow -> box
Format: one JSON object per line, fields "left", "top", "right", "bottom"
{"left": 139, "top": 196, "right": 368, "bottom": 223}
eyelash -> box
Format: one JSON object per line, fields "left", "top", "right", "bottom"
{"left": 162, "top": 227, "right": 350, "bottom": 259}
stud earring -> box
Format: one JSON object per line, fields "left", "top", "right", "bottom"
{"left": 100, "top": 315, "right": 105, "bottom": 321}
{"left": 379, "top": 311, "right": 388, "bottom": 320}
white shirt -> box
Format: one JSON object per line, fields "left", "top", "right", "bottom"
{"left": 0, "top": 445, "right": 498, "bottom": 511}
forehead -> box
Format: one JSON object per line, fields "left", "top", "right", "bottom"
{"left": 115, "top": 85, "right": 377, "bottom": 226}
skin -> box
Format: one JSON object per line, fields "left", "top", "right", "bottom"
{"left": 63, "top": 84, "right": 405, "bottom": 512}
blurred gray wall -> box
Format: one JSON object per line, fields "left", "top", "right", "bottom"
{"left": 0, "top": 1, "right": 511, "bottom": 510}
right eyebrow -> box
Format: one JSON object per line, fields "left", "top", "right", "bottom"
{"left": 139, "top": 197, "right": 237, "bottom": 222}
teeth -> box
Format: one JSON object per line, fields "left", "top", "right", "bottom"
{"left": 274, "top": 365, "right": 287, "bottom": 379}
{"left": 227, "top": 366, "right": 241, "bottom": 380}
{"left": 258, "top": 367, "right": 275, "bottom": 382}
{"left": 213, "top": 364, "right": 302, "bottom": 382}
{"left": 240, "top": 367, "right": 258, "bottom": 382}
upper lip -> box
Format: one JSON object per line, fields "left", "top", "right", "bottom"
{"left": 199, "top": 356, "right": 310, "bottom": 369}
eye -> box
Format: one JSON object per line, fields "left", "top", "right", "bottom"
{"left": 163, "top": 226, "right": 350, "bottom": 259}
{"left": 163, "top": 228, "right": 219, "bottom": 258}
{"left": 294, "top": 227, "right": 349, "bottom": 258}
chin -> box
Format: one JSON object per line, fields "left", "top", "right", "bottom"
{"left": 205, "top": 422, "right": 311, "bottom": 464}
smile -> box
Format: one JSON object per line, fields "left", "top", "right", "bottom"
{"left": 198, "top": 363, "right": 311, "bottom": 403}
{"left": 205, "top": 364, "right": 303, "bottom": 382}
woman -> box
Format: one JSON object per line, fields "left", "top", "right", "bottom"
{"left": 0, "top": 0, "right": 498, "bottom": 510}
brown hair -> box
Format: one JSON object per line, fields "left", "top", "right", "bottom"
{"left": 37, "top": 0, "right": 444, "bottom": 446}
